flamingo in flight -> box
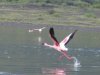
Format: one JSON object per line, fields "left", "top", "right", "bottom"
{"left": 28, "top": 27, "right": 46, "bottom": 33}
{"left": 42, "top": 27, "right": 77, "bottom": 61}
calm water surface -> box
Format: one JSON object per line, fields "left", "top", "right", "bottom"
{"left": 0, "top": 22, "right": 100, "bottom": 75}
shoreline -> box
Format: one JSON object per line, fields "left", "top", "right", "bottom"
{"left": 0, "top": 22, "right": 100, "bottom": 31}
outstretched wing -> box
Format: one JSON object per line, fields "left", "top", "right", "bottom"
{"left": 49, "top": 27, "right": 59, "bottom": 46}
{"left": 60, "top": 30, "right": 77, "bottom": 45}
{"left": 41, "top": 27, "right": 46, "bottom": 29}
{"left": 34, "top": 28, "right": 39, "bottom": 30}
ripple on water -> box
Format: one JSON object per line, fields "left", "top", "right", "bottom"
{"left": 0, "top": 72, "right": 23, "bottom": 75}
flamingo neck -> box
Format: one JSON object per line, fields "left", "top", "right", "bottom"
{"left": 44, "top": 43, "right": 54, "bottom": 48}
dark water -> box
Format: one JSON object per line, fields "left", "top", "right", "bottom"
{"left": 0, "top": 22, "right": 100, "bottom": 75}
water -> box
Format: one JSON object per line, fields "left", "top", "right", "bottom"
{"left": 0, "top": 45, "right": 100, "bottom": 75}
{"left": 0, "top": 22, "right": 100, "bottom": 75}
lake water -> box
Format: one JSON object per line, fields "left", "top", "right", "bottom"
{"left": 0, "top": 22, "right": 100, "bottom": 75}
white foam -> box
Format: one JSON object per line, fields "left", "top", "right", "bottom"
{"left": 72, "top": 57, "right": 81, "bottom": 68}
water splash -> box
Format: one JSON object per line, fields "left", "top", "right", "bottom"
{"left": 72, "top": 57, "right": 81, "bottom": 68}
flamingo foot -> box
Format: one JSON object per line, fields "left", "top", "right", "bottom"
{"left": 61, "top": 51, "right": 73, "bottom": 61}
{"left": 66, "top": 56, "right": 73, "bottom": 61}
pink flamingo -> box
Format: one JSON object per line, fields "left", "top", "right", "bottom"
{"left": 42, "top": 27, "right": 77, "bottom": 61}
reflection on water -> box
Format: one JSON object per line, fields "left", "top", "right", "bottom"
{"left": 38, "top": 36, "right": 42, "bottom": 43}
{"left": 42, "top": 68, "right": 66, "bottom": 75}
{"left": 42, "top": 65, "right": 81, "bottom": 75}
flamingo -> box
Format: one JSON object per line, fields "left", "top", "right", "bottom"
{"left": 42, "top": 27, "right": 77, "bottom": 61}
{"left": 28, "top": 27, "right": 46, "bottom": 33}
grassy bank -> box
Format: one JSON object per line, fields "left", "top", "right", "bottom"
{"left": 0, "top": 4, "right": 100, "bottom": 27}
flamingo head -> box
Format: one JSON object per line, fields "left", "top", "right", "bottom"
{"left": 42, "top": 43, "right": 48, "bottom": 46}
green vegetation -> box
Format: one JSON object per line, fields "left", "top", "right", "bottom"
{"left": 0, "top": 0, "right": 100, "bottom": 27}
{"left": 0, "top": 6, "right": 100, "bottom": 27}
{"left": 84, "top": 12, "right": 96, "bottom": 18}
{"left": 0, "top": 0, "right": 100, "bottom": 8}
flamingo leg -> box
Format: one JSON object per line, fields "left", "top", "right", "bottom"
{"left": 60, "top": 51, "right": 72, "bottom": 61}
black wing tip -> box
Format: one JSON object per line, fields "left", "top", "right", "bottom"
{"left": 42, "top": 43, "right": 44, "bottom": 45}
{"left": 69, "top": 29, "right": 78, "bottom": 39}
{"left": 50, "top": 27, "right": 54, "bottom": 30}
{"left": 49, "top": 27, "right": 54, "bottom": 34}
